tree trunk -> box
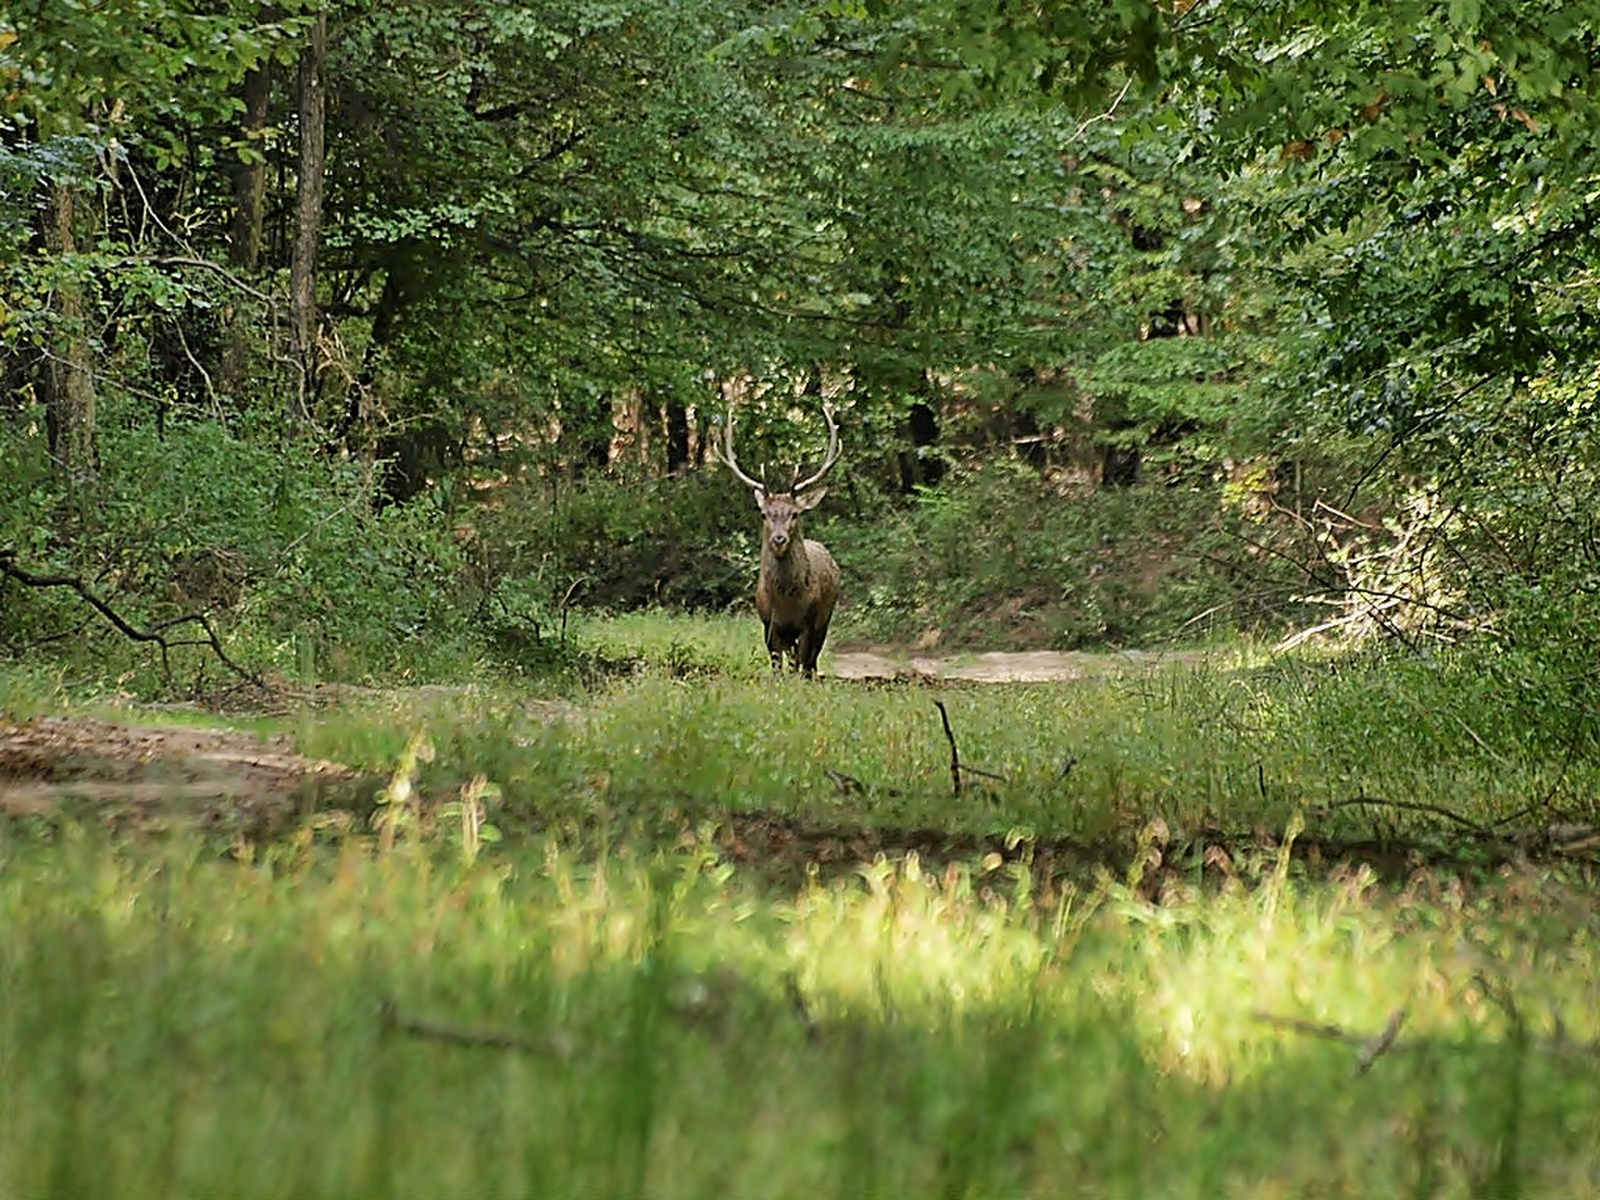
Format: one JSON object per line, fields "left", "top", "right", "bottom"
{"left": 230, "top": 44, "right": 273, "bottom": 272}
{"left": 40, "top": 182, "right": 98, "bottom": 488}
{"left": 663, "top": 398, "right": 689, "bottom": 474}
{"left": 289, "top": 10, "right": 327, "bottom": 423}
{"left": 217, "top": 46, "right": 275, "bottom": 409}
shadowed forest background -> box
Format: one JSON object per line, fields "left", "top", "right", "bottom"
{"left": 4, "top": 0, "right": 1598, "bottom": 702}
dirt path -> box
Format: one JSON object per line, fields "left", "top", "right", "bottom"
{"left": 0, "top": 713, "right": 380, "bottom": 835}
{"left": 829, "top": 647, "right": 1209, "bottom": 682}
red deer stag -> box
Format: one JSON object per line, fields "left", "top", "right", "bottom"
{"left": 717, "top": 406, "right": 843, "bottom": 678}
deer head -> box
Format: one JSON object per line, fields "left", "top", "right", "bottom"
{"left": 716, "top": 405, "right": 842, "bottom": 559}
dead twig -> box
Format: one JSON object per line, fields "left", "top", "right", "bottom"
{"left": 1259, "top": 1002, "right": 1600, "bottom": 1071}
{"left": 559, "top": 574, "right": 588, "bottom": 647}
{"left": 935, "top": 700, "right": 962, "bottom": 797}
{"left": 1472, "top": 972, "right": 1524, "bottom": 1033}
{"left": 932, "top": 700, "right": 1008, "bottom": 798}
{"left": 962, "top": 764, "right": 1010, "bottom": 783}
{"left": 1254, "top": 1007, "right": 1407, "bottom": 1076}
{"left": 1254, "top": 1013, "right": 1353, "bottom": 1042}
{"left": 825, "top": 768, "right": 866, "bottom": 796}
{"left": 1356, "top": 1008, "right": 1407, "bottom": 1074}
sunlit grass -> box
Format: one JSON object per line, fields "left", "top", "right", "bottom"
{"left": 281, "top": 644, "right": 1600, "bottom": 849}
{"left": 572, "top": 608, "right": 774, "bottom": 679}
{"left": 0, "top": 834, "right": 1594, "bottom": 1198}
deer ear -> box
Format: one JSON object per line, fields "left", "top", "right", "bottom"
{"left": 793, "top": 486, "right": 826, "bottom": 511}
{"left": 753, "top": 488, "right": 768, "bottom": 509}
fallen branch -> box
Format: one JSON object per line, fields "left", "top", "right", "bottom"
{"left": 378, "top": 999, "right": 574, "bottom": 1060}
{"left": 1324, "top": 795, "right": 1494, "bottom": 837}
{"left": 1320, "top": 796, "right": 1600, "bottom": 859}
{"left": 1254, "top": 1008, "right": 1407, "bottom": 1075}
{"left": 933, "top": 700, "right": 1008, "bottom": 798}
{"left": 1356, "top": 1008, "right": 1406, "bottom": 1074}
{"left": 1539, "top": 823, "right": 1600, "bottom": 853}
{"left": 1254, "top": 1012, "right": 1352, "bottom": 1042}
{"left": 1, "top": 555, "right": 262, "bottom": 688}
{"left": 1256, "top": 1005, "right": 1600, "bottom": 1069}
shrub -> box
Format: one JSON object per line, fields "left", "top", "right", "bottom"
{"left": 827, "top": 461, "right": 1312, "bottom": 649}
{"left": 1, "top": 420, "right": 480, "bottom": 686}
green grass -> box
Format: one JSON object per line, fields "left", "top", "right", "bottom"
{"left": 0, "top": 832, "right": 1595, "bottom": 1198}
{"left": 2, "top": 621, "right": 1598, "bottom": 1197}
{"left": 570, "top": 608, "right": 775, "bottom": 680}
{"left": 287, "top": 639, "right": 1597, "bottom": 850}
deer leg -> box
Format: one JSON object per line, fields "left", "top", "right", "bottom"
{"left": 763, "top": 620, "right": 784, "bottom": 673}
{"left": 797, "top": 627, "right": 825, "bottom": 679}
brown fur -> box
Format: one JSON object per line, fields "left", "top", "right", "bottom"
{"left": 753, "top": 490, "right": 839, "bottom": 676}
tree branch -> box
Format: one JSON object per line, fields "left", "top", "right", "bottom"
{"left": 0, "top": 554, "right": 262, "bottom": 689}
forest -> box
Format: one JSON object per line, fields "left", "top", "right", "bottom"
{"left": 3, "top": 2, "right": 1600, "bottom": 1196}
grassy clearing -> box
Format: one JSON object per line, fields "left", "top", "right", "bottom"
{"left": 290, "top": 639, "right": 1598, "bottom": 852}
{"left": 2, "top": 621, "right": 1598, "bottom": 1197}
{"left": 569, "top": 609, "right": 775, "bottom": 680}
{"left": 0, "top": 832, "right": 1595, "bottom": 1198}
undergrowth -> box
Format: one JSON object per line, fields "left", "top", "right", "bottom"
{"left": 455, "top": 459, "right": 1312, "bottom": 655}
{"left": 830, "top": 460, "right": 1312, "bottom": 650}
{"left": 0, "top": 419, "right": 485, "bottom": 687}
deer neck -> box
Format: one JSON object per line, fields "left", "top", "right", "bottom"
{"left": 763, "top": 539, "right": 811, "bottom": 596}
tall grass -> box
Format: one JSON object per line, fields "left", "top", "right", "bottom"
{"left": 294, "top": 642, "right": 1600, "bottom": 847}
{"left": 0, "top": 831, "right": 1595, "bottom": 1198}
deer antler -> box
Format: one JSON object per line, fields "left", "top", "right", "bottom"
{"left": 719, "top": 405, "right": 841, "bottom": 496}
{"left": 792, "top": 404, "right": 841, "bottom": 495}
{"left": 714, "top": 408, "right": 766, "bottom": 492}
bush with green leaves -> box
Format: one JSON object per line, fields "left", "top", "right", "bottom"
{"left": 475, "top": 471, "right": 757, "bottom": 615}
{"left": 0, "top": 418, "right": 481, "bottom": 686}
{"left": 467, "top": 459, "right": 1318, "bottom": 655}
{"left": 829, "top": 461, "right": 1312, "bottom": 649}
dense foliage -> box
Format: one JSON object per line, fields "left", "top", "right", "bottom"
{"left": 2, "top": 0, "right": 1598, "bottom": 738}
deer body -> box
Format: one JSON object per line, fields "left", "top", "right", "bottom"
{"left": 755, "top": 501, "right": 839, "bottom": 676}
{"left": 719, "top": 407, "right": 843, "bottom": 678}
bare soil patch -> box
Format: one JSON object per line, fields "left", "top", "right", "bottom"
{"left": 0, "top": 714, "right": 381, "bottom": 836}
